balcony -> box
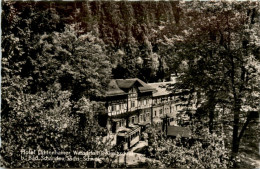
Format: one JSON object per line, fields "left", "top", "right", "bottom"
{"left": 138, "top": 104, "right": 152, "bottom": 110}
{"left": 108, "top": 109, "right": 127, "bottom": 116}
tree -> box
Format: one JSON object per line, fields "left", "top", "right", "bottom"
{"left": 28, "top": 24, "right": 112, "bottom": 100}
{"left": 173, "top": 1, "right": 260, "bottom": 158}
{"left": 2, "top": 2, "right": 113, "bottom": 167}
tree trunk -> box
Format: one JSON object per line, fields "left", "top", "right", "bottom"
{"left": 209, "top": 108, "right": 214, "bottom": 134}
{"left": 207, "top": 92, "right": 216, "bottom": 134}
{"left": 231, "top": 101, "right": 241, "bottom": 158}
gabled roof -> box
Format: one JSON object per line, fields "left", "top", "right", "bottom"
{"left": 116, "top": 78, "right": 155, "bottom": 92}
{"left": 106, "top": 79, "right": 127, "bottom": 97}
{"left": 106, "top": 78, "right": 155, "bottom": 96}
{"left": 116, "top": 79, "right": 137, "bottom": 89}
{"left": 167, "top": 126, "right": 191, "bottom": 138}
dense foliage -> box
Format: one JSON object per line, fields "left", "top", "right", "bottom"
{"left": 146, "top": 126, "right": 233, "bottom": 168}
{"left": 2, "top": 2, "right": 111, "bottom": 168}
{"left": 174, "top": 1, "right": 260, "bottom": 159}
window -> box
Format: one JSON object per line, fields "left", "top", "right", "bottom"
{"left": 131, "top": 93, "right": 135, "bottom": 97}
{"left": 157, "top": 98, "right": 160, "bottom": 103}
{"left": 155, "top": 111, "right": 157, "bottom": 116}
{"left": 132, "top": 116, "right": 135, "bottom": 124}
{"left": 144, "top": 99, "right": 147, "bottom": 105}
{"left": 112, "top": 105, "right": 116, "bottom": 111}
{"left": 154, "top": 99, "right": 157, "bottom": 104}
{"left": 120, "top": 104, "right": 124, "bottom": 110}
{"left": 140, "top": 115, "right": 143, "bottom": 122}
{"left": 160, "top": 109, "right": 163, "bottom": 114}
{"left": 123, "top": 103, "right": 126, "bottom": 109}
{"left": 131, "top": 101, "right": 135, "bottom": 108}
{"left": 116, "top": 105, "right": 119, "bottom": 111}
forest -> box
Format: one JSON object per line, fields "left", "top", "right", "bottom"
{"left": 1, "top": 1, "right": 260, "bottom": 168}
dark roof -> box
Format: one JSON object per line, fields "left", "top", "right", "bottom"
{"left": 116, "top": 78, "right": 155, "bottom": 92}
{"left": 116, "top": 79, "right": 137, "bottom": 89}
{"left": 106, "top": 80, "right": 127, "bottom": 96}
{"left": 138, "top": 86, "right": 155, "bottom": 93}
{"left": 167, "top": 126, "right": 191, "bottom": 138}
{"left": 106, "top": 78, "right": 155, "bottom": 96}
